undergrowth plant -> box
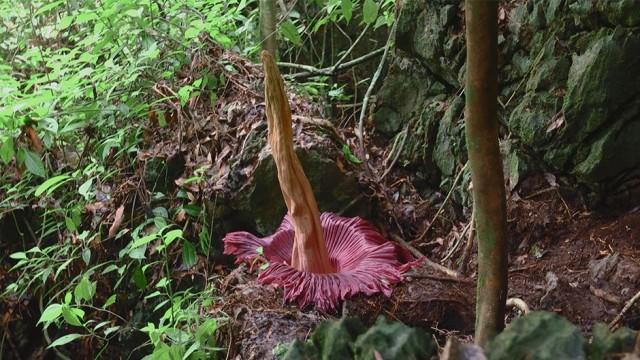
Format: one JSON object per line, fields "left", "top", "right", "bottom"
{"left": 0, "top": 0, "right": 397, "bottom": 357}
{"left": 0, "top": 0, "right": 253, "bottom": 356}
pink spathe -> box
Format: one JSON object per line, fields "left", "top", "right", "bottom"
{"left": 224, "top": 212, "right": 421, "bottom": 311}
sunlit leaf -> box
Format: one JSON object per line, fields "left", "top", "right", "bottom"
{"left": 74, "top": 276, "right": 96, "bottom": 303}
{"left": 103, "top": 294, "right": 116, "bottom": 308}
{"left": 47, "top": 333, "right": 83, "bottom": 348}
{"left": 163, "top": 229, "right": 183, "bottom": 246}
{"left": 280, "top": 20, "right": 302, "bottom": 45}
{"left": 362, "top": 0, "right": 378, "bottom": 25}
{"left": 342, "top": 0, "right": 353, "bottom": 22}
{"left": 38, "top": 304, "right": 63, "bottom": 324}
{"left": 0, "top": 137, "right": 14, "bottom": 164}
{"left": 22, "top": 149, "right": 46, "bottom": 178}
{"left": 62, "top": 306, "right": 83, "bottom": 326}
{"left": 35, "top": 175, "right": 71, "bottom": 196}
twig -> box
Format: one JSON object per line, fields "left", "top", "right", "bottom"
{"left": 405, "top": 272, "right": 474, "bottom": 283}
{"left": 523, "top": 186, "right": 558, "bottom": 200}
{"left": 379, "top": 127, "right": 408, "bottom": 181}
{"left": 390, "top": 234, "right": 461, "bottom": 278}
{"left": 443, "top": 220, "right": 471, "bottom": 262}
{"left": 278, "top": 47, "right": 384, "bottom": 79}
{"left": 332, "top": 24, "right": 370, "bottom": 73}
{"left": 414, "top": 162, "right": 468, "bottom": 243}
{"left": 357, "top": 22, "right": 397, "bottom": 160}
{"left": 609, "top": 288, "right": 640, "bottom": 330}
{"left": 457, "top": 202, "right": 476, "bottom": 274}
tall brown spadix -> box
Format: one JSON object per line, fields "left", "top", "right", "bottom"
{"left": 261, "top": 51, "right": 335, "bottom": 274}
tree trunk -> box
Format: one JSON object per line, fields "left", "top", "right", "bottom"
{"left": 259, "top": 0, "right": 277, "bottom": 56}
{"left": 464, "top": 0, "right": 508, "bottom": 347}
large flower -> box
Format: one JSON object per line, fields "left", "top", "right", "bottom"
{"left": 224, "top": 51, "right": 420, "bottom": 312}
{"left": 224, "top": 212, "right": 419, "bottom": 311}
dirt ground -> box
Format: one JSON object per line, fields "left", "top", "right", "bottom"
{"left": 217, "top": 174, "right": 640, "bottom": 359}
{"left": 2, "top": 42, "right": 639, "bottom": 359}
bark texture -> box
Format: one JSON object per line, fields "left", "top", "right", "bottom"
{"left": 261, "top": 51, "right": 335, "bottom": 273}
{"left": 259, "top": 0, "right": 277, "bottom": 56}
{"left": 464, "top": 0, "right": 508, "bottom": 347}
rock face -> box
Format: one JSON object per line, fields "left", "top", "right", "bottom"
{"left": 235, "top": 146, "right": 369, "bottom": 235}
{"left": 375, "top": 0, "right": 640, "bottom": 200}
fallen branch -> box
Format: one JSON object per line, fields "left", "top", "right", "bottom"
{"left": 278, "top": 47, "right": 384, "bottom": 79}
{"left": 390, "top": 234, "right": 461, "bottom": 279}
{"left": 609, "top": 288, "right": 640, "bottom": 330}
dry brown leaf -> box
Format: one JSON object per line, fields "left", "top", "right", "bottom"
{"left": 108, "top": 205, "right": 125, "bottom": 238}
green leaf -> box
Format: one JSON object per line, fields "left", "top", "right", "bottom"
{"left": 103, "top": 294, "right": 117, "bottom": 308}
{"left": 177, "top": 86, "right": 193, "bottom": 106}
{"left": 47, "top": 334, "right": 83, "bottom": 349}
{"left": 163, "top": 229, "right": 183, "bottom": 247}
{"left": 132, "top": 266, "right": 147, "bottom": 289}
{"left": 155, "top": 277, "right": 169, "bottom": 288}
{"left": 78, "top": 178, "right": 93, "bottom": 199}
{"left": 341, "top": 0, "right": 353, "bottom": 22}
{"left": 486, "top": 311, "right": 585, "bottom": 360}
{"left": 124, "top": 8, "right": 142, "bottom": 17}
{"left": 35, "top": 1, "right": 63, "bottom": 16}
{"left": 104, "top": 326, "right": 120, "bottom": 336}
{"left": 9, "top": 252, "right": 27, "bottom": 260}
{"left": 82, "top": 248, "right": 91, "bottom": 265}
{"left": 58, "top": 15, "right": 74, "bottom": 30}
{"left": 38, "top": 304, "right": 63, "bottom": 324}
{"left": 35, "top": 175, "right": 71, "bottom": 196}
{"left": 0, "top": 137, "right": 14, "bottom": 164}
{"left": 74, "top": 276, "right": 96, "bottom": 303}
{"left": 62, "top": 306, "right": 83, "bottom": 326}
{"left": 131, "top": 234, "right": 158, "bottom": 248}
{"left": 182, "top": 241, "right": 197, "bottom": 268}
{"left": 280, "top": 20, "right": 302, "bottom": 45}
{"left": 23, "top": 149, "right": 46, "bottom": 178}
{"left": 342, "top": 144, "right": 362, "bottom": 164}
{"left": 362, "top": 0, "right": 378, "bottom": 25}
{"left": 195, "top": 319, "right": 218, "bottom": 345}
{"left": 185, "top": 27, "right": 201, "bottom": 39}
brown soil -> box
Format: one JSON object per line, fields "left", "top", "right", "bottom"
{"left": 217, "top": 174, "right": 640, "bottom": 359}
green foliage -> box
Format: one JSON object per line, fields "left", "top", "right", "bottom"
{"left": 486, "top": 311, "right": 638, "bottom": 360}
{"left": 0, "top": 0, "right": 252, "bottom": 356}
{"left": 486, "top": 311, "right": 586, "bottom": 360}
{"left": 588, "top": 323, "right": 637, "bottom": 360}
{"left": 0, "top": 0, "right": 398, "bottom": 357}
{"left": 280, "top": 316, "right": 435, "bottom": 360}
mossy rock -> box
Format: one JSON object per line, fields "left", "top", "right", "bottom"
{"left": 235, "top": 147, "right": 369, "bottom": 236}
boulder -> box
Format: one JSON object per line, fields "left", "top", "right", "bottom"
{"left": 374, "top": 0, "right": 640, "bottom": 200}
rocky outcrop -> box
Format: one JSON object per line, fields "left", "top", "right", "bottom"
{"left": 374, "top": 0, "right": 640, "bottom": 201}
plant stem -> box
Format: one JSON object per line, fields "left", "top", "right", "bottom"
{"left": 464, "top": 0, "right": 508, "bottom": 346}
{"left": 261, "top": 51, "right": 334, "bottom": 273}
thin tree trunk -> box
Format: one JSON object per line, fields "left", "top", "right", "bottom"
{"left": 259, "top": 0, "right": 277, "bottom": 56}
{"left": 464, "top": 0, "right": 508, "bottom": 347}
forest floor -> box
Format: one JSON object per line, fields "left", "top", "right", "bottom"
{"left": 1, "top": 43, "right": 639, "bottom": 359}
{"left": 216, "top": 173, "right": 640, "bottom": 358}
